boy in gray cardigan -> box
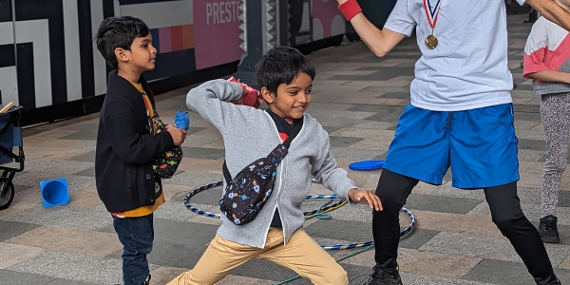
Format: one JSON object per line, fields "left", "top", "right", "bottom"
{"left": 168, "top": 47, "right": 382, "bottom": 285}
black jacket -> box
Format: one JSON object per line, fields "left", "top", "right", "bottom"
{"left": 95, "top": 71, "right": 174, "bottom": 213}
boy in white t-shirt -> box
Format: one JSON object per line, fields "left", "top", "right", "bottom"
{"left": 334, "top": 0, "right": 570, "bottom": 284}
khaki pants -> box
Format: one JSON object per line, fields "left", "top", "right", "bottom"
{"left": 167, "top": 228, "right": 348, "bottom": 285}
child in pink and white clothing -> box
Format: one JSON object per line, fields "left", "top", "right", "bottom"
{"left": 523, "top": 0, "right": 570, "bottom": 244}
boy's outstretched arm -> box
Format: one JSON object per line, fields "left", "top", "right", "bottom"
{"left": 527, "top": 0, "right": 570, "bottom": 31}
{"left": 311, "top": 135, "right": 382, "bottom": 211}
{"left": 311, "top": 127, "right": 381, "bottom": 211}
{"left": 336, "top": 0, "right": 406, "bottom": 57}
{"left": 186, "top": 79, "right": 246, "bottom": 133}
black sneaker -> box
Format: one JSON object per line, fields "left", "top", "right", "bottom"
{"left": 536, "top": 275, "right": 562, "bottom": 285}
{"left": 547, "top": 278, "right": 562, "bottom": 285}
{"left": 539, "top": 215, "right": 560, "bottom": 243}
{"left": 359, "top": 266, "right": 403, "bottom": 285}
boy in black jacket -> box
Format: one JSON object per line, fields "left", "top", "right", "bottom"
{"left": 94, "top": 16, "right": 186, "bottom": 285}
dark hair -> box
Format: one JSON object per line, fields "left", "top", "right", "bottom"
{"left": 95, "top": 16, "right": 150, "bottom": 69}
{"left": 255, "top": 46, "right": 316, "bottom": 95}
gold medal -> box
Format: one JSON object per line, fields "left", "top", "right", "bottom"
{"left": 425, "top": 34, "right": 438, "bottom": 49}
{"left": 423, "top": 0, "right": 442, "bottom": 50}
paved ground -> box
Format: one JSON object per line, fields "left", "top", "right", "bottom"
{"left": 1, "top": 13, "right": 568, "bottom": 285}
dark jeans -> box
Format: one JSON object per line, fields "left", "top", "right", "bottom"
{"left": 372, "top": 169, "right": 555, "bottom": 283}
{"left": 113, "top": 213, "right": 154, "bottom": 285}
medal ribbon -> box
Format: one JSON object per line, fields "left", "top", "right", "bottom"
{"left": 423, "top": 0, "right": 442, "bottom": 30}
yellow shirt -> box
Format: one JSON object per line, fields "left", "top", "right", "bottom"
{"left": 111, "top": 82, "right": 164, "bottom": 218}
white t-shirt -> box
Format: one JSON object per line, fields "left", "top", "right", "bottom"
{"left": 384, "top": 0, "right": 526, "bottom": 111}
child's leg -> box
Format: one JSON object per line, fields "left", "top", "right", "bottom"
{"left": 113, "top": 214, "right": 154, "bottom": 285}
{"left": 260, "top": 230, "right": 348, "bottom": 285}
{"left": 369, "top": 105, "right": 444, "bottom": 270}
{"left": 372, "top": 169, "right": 417, "bottom": 269}
{"left": 167, "top": 234, "right": 263, "bottom": 285}
{"left": 540, "top": 93, "right": 570, "bottom": 217}
{"left": 484, "top": 182, "right": 556, "bottom": 282}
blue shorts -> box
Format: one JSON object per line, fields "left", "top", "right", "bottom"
{"left": 384, "top": 103, "right": 520, "bottom": 189}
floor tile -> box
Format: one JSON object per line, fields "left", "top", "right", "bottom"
{"left": 155, "top": 200, "right": 209, "bottom": 223}
{"left": 462, "top": 259, "right": 570, "bottom": 284}
{"left": 58, "top": 132, "right": 98, "bottom": 141}
{"left": 45, "top": 279, "right": 97, "bottom": 285}
{"left": 514, "top": 111, "right": 541, "bottom": 121}
{"left": 71, "top": 167, "right": 94, "bottom": 177}
{"left": 2, "top": 204, "right": 112, "bottom": 231}
{"left": 398, "top": 248, "right": 482, "bottom": 279}
{"left": 513, "top": 104, "right": 540, "bottom": 113}
{"left": 5, "top": 225, "right": 122, "bottom": 258}
{"left": 181, "top": 147, "right": 225, "bottom": 159}
{"left": 66, "top": 191, "right": 102, "bottom": 210}
{"left": 0, "top": 269, "right": 54, "bottom": 285}
{"left": 175, "top": 157, "right": 224, "bottom": 174}
{"left": 23, "top": 139, "right": 80, "bottom": 148}
{"left": 329, "top": 136, "right": 364, "bottom": 148}
{"left": 14, "top": 184, "right": 33, "bottom": 193}
{"left": 69, "top": 151, "right": 95, "bottom": 163}
{"left": 105, "top": 219, "right": 219, "bottom": 269}
{"left": 398, "top": 228, "right": 440, "bottom": 250}
{"left": 0, "top": 243, "right": 45, "bottom": 269}
{"left": 405, "top": 194, "right": 483, "bottom": 215}
{"left": 322, "top": 126, "right": 343, "bottom": 133}
{"left": 228, "top": 258, "right": 302, "bottom": 282}
{"left": 411, "top": 210, "right": 503, "bottom": 238}
{"left": 365, "top": 112, "right": 406, "bottom": 123}
{"left": 7, "top": 250, "right": 125, "bottom": 284}
{"left": 304, "top": 219, "right": 373, "bottom": 242}
{"left": 379, "top": 92, "right": 410, "bottom": 99}
{"left": 518, "top": 138, "right": 545, "bottom": 151}
{"left": 341, "top": 247, "right": 482, "bottom": 279}
{"left": 400, "top": 272, "right": 495, "bottom": 285}
{"left": 329, "top": 127, "right": 395, "bottom": 139}
{"left": 149, "top": 265, "right": 189, "bottom": 285}
{"left": 420, "top": 232, "right": 570, "bottom": 266}
{"left": 0, "top": 220, "right": 41, "bottom": 242}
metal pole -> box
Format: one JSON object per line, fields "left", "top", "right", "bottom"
{"left": 11, "top": 0, "right": 17, "bottom": 75}
{"left": 234, "top": 0, "right": 277, "bottom": 89}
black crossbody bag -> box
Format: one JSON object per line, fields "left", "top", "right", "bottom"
{"left": 219, "top": 135, "right": 295, "bottom": 225}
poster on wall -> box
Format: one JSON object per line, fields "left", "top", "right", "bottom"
{"left": 121, "top": 0, "right": 346, "bottom": 78}
{"left": 311, "top": 0, "right": 345, "bottom": 41}
{"left": 289, "top": 0, "right": 345, "bottom": 46}
{"left": 193, "top": 0, "right": 242, "bottom": 70}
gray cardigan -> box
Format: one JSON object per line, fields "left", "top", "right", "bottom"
{"left": 186, "top": 79, "right": 357, "bottom": 248}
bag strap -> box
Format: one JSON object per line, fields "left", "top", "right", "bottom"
{"left": 282, "top": 133, "right": 295, "bottom": 149}
{"left": 222, "top": 131, "right": 297, "bottom": 183}
{"left": 222, "top": 160, "right": 232, "bottom": 184}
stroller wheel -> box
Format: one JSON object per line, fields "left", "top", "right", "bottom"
{"left": 0, "top": 181, "right": 14, "bottom": 210}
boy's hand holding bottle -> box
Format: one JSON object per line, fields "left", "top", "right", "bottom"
{"left": 166, "top": 111, "right": 189, "bottom": 146}
{"left": 166, "top": 127, "right": 186, "bottom": 146}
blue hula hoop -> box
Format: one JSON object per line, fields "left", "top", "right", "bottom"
{"left": 183, "top": 182, "right": 415, "bottom": 250}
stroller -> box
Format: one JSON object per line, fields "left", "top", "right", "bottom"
{"left": 0, "top": 105, "right": 25, "bottom": 210}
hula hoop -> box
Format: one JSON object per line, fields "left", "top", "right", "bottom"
{"left": 183, "top": 182, "right": 415, "bottom": 250}
{"left": 183, "top": 182, "right": 347, "bottom": 218}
